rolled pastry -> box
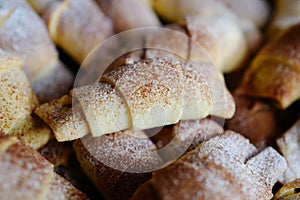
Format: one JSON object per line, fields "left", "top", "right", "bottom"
{"left": 36, "top": 57, "right": 235, "bottom": 141}
{"left": 237, "top": 24, "right": 300, "bottom": 109}
{"left": 132, "top": 131, "right": 287, "bottom": 200}
{"left": 37, "top": 0, "right": 114, "bottom": 63}
{"left": 0, "top": 0, "right": 74, "bottom": 102}
{"left": 0, "top": 50, "right": 50, "bottom": 149}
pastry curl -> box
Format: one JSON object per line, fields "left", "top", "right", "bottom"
{"left": 0, "top": 0, "right": 73, "bottom": 102}
{"left": 30, "top": 0, "right": 114, "bottom": 63}
{"left": 132, "top": 131, "right": 287, "bottom": 200}
{"left": 238, "top": 24, "right": 300, "bottom": 109}
{"left": 36, "top": 58, "right": 235, "bottom": 141}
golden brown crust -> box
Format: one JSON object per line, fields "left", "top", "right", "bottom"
{"left": 9, "top": 115, "right": 51, "bottom": 150}
{"left": 0, "top": 51, "right": 38, "bottom": 135}
{"left": 273, "top": 179, "right": 300, "bottom": 200}
{"left": 35, "top": 95, "right": 89, "bottom": 142}
{"left": 0, "top": 135, "right": 18, "bottom": 155}
{"left": 238, "top": 25, "right": 300, "bottom": 109}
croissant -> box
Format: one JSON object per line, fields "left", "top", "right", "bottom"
{"left": 277, "top": 118, "right": 300, "bottom": 184}
{"left": 28, "top": 0, "right": 114, "bottom": 64}
{"left": 73, "top": 129, "right": 162, "bottom": 200}
{"left": 96, "top": 0, "right": 161, "bottom": 33}
{"left": 0, "top": 135, "right": 88, "bottom": 200}
{"left": 35, "top": 57, "right": 235, "bottom": 141}
{"left": 0, "top": 0, "right": 74, "bottom": 103}
{"left": 0, "top": 50, "right": 50, "bottom": 149}
{"left": 237, "top": 24, "right": 300, "bottom": 109}
{"left": 151, "top": 0, "right": 264, "bottom": 55}
{"left": 132, "top": 131, "right": 287, "bottom": 200}
{"left": 145, "top": 16, "right": 247, "bottom": 73}
{"left": 73, "top": 118, "right": 224, "bottom": 200}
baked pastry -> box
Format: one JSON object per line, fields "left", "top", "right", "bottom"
{"left": 132, "top": 131, "right": 287, "bottom": 200}
{"left": 96, "top": 0, "right": 161, "bottom": 33}
{"left": 73, "top": 119, "right": 222, "bottom": 199}
{"left": 29, "top": 0, "right": 114, "bottom": 64}
{"left": 35, "top": 95, "right": 89, "bottom": 142}
{"left": 237, "top": 24, "right": 300, "bottom": 109}
{"left": 0, "top": 135, "right": 88, "bottom": 200}
{"left": 145, "top": 16, "right": 247, "bottom": 73}
{"left": 225, "top": 93, "right": 280, "bottom": 149}
{"left": 0, "top": 50, "right": 50, "bottom": 149}
{"left": 36, "top": 57, "right": 235, "bottom": 141}
{"left": 73, "top": 130, "right": 163, "bottom": 200}
{"left": 0, "top": 0, "right": 74, "bottom": 103}
{"left": 273, "top": 179, "right": 300, "bottom": 200}
{"left": 277, "top": 118, "right": 300, "bottom": 184}
{"left": 151, "top": 0, "right": 263, "bottom": 55}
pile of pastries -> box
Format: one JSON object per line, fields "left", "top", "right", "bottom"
{"left": 0, "top": 0, "right": 300, "bottom": 199}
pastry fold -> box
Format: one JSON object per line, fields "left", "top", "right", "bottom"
{"left": 0, "top": 0, "right": 73, "bottom": 102}
{"left": 31, "top": 0, "right": 114, "bottom": 63}
{"left": 132, "top": 131, "right": 287, "bottom": 200}
{"left": 36, "top": 58, "right": 235, "bottom": 140}
{"left": 238, "top": 24, "right": 300, "bottom": 109}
